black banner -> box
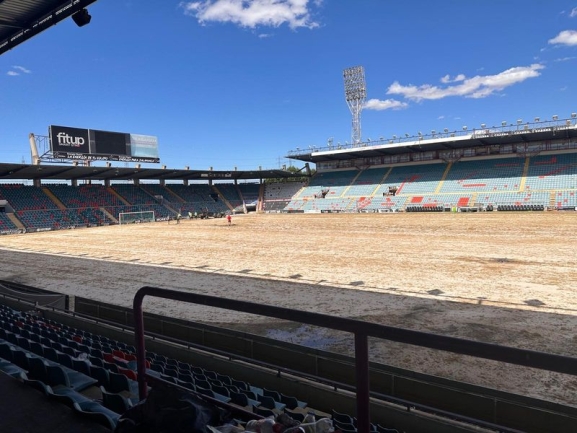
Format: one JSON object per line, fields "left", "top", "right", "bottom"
{"left": 91, "top": 130, "right": 129, "bottom": 155}
{"left": 49, "top": 125, "right": 90, "bottom": 154}
{"left": 52, "top": 152, "right": 159, "bottom": 163}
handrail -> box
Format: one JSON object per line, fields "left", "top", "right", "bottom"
{"left": 62, "top": 298, "right": 560, "bottom": 432}
{"left": 133, "top": 286, "right": 577, "bottom": 433}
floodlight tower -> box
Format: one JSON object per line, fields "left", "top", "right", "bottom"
{"left": 343, "top": 66, "right": 367, "bottom": 146}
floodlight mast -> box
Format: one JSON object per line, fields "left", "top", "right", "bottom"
{"left": 343, "top": 66, "right": 366, "bottom": 146}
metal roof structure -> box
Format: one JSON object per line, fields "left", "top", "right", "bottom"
{"left": 0, "top": 0, "right": 98, "bottom": 56}
{"left": 0, "top": 163, "right": 304, "bottom": 182}
{"left": 287, "top": 119, "right": 577, "bottom": 163}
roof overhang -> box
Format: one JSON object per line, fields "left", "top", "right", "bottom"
{"left": 0, "top": 163, "right": 305, "bottom": 182}
{"left": 0, "top": 0, "right": 98, "bottom": 56}
{"left": 288, "top": 123, "right": 577, "bottom": 163}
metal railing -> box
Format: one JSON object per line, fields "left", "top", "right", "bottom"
{"left": 133, "top": 286, "right": 577, "bottom": 433}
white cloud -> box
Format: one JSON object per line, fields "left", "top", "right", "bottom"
{"left": 570, "top": 7, "right": 577, "bottom": 17}
{"left": 258, "top": 33, "right": 271, "bottom": 38}
{"left": 554, "top": 56, "right": 576, "bottom": 62}
{"left": 180, "top": 0, "right": 321, "bottom": 29}
{"left": 12, "top": 65, "right": 31, "bottom": 73}
{"left": 7, "top": 65, "right": 31, "bottom": 76}
{"left": 437, "top": 115, "right": 445, "bottom": 120}
{"left": 364, "top": 98, "right": 408, "bottom": 111}
{"left": 549, "top": 30, "right": 577, "bottom": 46}
{"left": 386, "top": 64, "right": 544, "bottom": 101}
{"left": 440, "top": 74, "right": 465, "bottom": 84}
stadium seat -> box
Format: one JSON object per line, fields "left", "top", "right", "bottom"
{"left": 11, "top": 349, "right": 31, "bottom": 370}
{"left": 283, "top": 407, "right": 306, "bottom": 422}
{"left": 253, "top": 405, "right": 276, "bottom": 418}
{"left": 72, "top": 401, "right": 120, "bottom": 431}
{"left": 376, "top": 424, "right": 400, "bottom": 433}
{"left": 46, "top": 364, "right": 98, "bottom": 392}
{"left": 263, "top": 387, "right": 281, "bottom": 402}
{"left": 101, "top": 386, "right": 133, "bottom": 414}
{"left": 257, "top": 394, "right": 286, "bottom": 411}
{"left": 57, "top": 352, "right": 75, "bottom": 369}
{"left": 72, "top": 358, "right": 91, "bottom": 375}
{"left": 89, "top": 365, "right": 110, "bottom": 388}
{"left": 332, "top": 409, "right": 354, "bottom": 424}
{"left": 229, "top": 389, "right": 260, "bottom": 409}
{"left": 280, "top": 392, "right": 307, "bottom": 409}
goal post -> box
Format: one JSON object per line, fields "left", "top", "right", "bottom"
{"left": 118, "top": 210, "right": 155, "bottom": 225}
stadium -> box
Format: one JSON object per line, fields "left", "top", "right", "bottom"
{"left": 1, "top": 2, "right": 577, "bottom": 433}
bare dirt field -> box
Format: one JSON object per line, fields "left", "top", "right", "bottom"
{"left": 1, "top": 212, "right": 576, "bottom": 405}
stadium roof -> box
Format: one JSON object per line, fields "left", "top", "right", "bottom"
{"left": 0, "top": 0, "right": 98, "bottom": 56}
{"left": 288, "top": 119, "right": 577, "bottom": 163}
{"left": 0, "top": 162, "right": 304, "bottom": 182}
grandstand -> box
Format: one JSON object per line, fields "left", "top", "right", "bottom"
{"left": 3, "top": 148, "right": 576, "bottom": 233}
{"left": 282, "top": 118, "right": 577, "bottom": 214}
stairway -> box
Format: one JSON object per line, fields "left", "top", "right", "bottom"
{"left": 41, "top": 187, "right": 66, "bottom": 210}
{"left": 7, "top": 213, "right": 25, "bottom": 230}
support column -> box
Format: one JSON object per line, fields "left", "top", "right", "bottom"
{"left": 355, "top": 333, "right": 370, "bottom": 433}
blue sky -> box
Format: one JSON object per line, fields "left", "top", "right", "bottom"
{"left": 1, "top": 0, "right": 577, "bottom": 170}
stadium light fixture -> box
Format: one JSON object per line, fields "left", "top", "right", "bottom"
{"left": 552, "top": 115, "right": 558, "bottom": 121}
{"left": 534, "top": 117, "right": 540, "bottom": 122}
{"left": 379, "top": 136, "right": 384, "bottom": 141}
{"left": 517, "top": 119, "right": 522, "bottom": 124}
{"left": 72, "top": 8, "right": 92, "bottom": 27}
{"left": 405, "top": 133, "right": 409, "bottom": 137}
{"left": 431, "top": 130, "right": 436, "bottom": 135}
{"left": 462, "top": 126, "right": 468, "bottom": 131}
{"left": 392, "top": 135, "right": 397, "bottom": 139}
{"left": 571, "top": 113, "right": 576, "bottom": 118}
{"left": 367, "top": 138, "right": 371, "bottom": 142}
{"left": 481, "top": 123, "right": 486, "bottom": 129}
{"left": 566, "top": 120, "right": 572, "bottom": 126}
{"left": 343, "top": 66, "right": 367, "bottom": 145}
{"left": 443, "top": 128, "right": 448, "bottom": 133}
{"left": 418, "top": 131, "right": 422, "bottom": 136}
{"left": 501, "top": 121, "right": 507, "bottom": 127}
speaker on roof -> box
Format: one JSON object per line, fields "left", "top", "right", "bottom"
{"left": 72, "top": 9, "right": 92, "bottom": 27}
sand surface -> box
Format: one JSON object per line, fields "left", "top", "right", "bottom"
{"left": 1, "top": 212, "right": 576, "bottom": 405}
